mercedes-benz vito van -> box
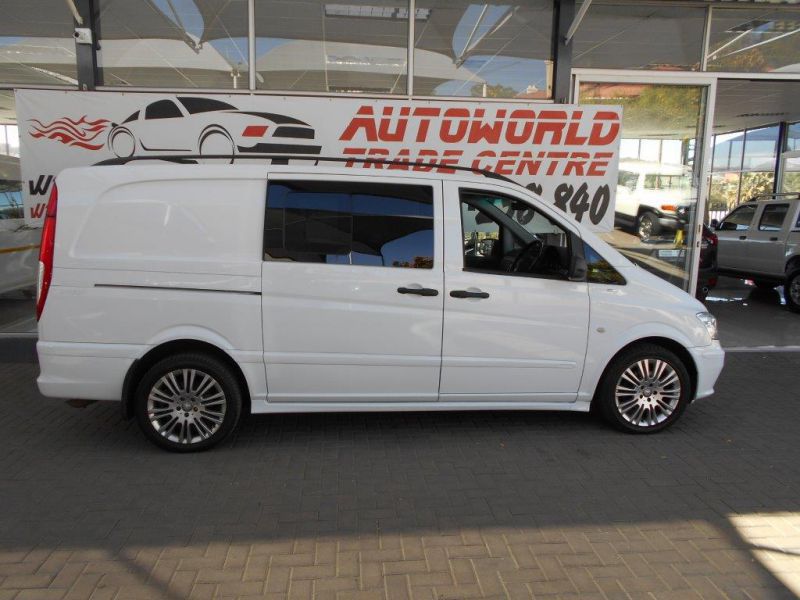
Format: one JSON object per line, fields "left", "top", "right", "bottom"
{"left": 36, "top": 162, "right": 724, "bottom": 451}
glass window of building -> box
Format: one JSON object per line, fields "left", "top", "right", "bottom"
{"left": 255, "top": 1, "right": 409, "bottom": 94}
{"left": 707, "top": 7, "right": 800, "bottom": 73}
{"left": 573, "top": 4, "right": 705, "bottom": 71}
{"left": 579, "top": 81, "right": 707, "bottom": 292}
{"left": 0, "top": 0, "right": 77, "bottom": 86}
{"left": 97, "top": 0, "right": 250, "bottom": 88}
{"left": 413, "top": 0, "right": 553, "bottom": 99}
{"left": 0, "top": 92, "right": 37, "bottom": 334}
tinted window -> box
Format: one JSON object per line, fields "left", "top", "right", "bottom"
{"left": 758, "top": 204, "right": 789, "bottom": 232}
{"left": 145, "top": 100, "right": 182, "bottom": 120}
{"left": 178, "top": 97, "right": 236, "bottom": 114}
{"left": 459, "top": 190, "right": 571, "bottom": 279}
{"left": 265, "top": 181, "right": 434, "bottom": 268}
{"left": 584, "top": 244, "right": 625, "bottom": 285}
{"left": 719, "top": 205, "right": 756, "bottom": 231}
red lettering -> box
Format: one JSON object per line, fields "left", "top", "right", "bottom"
{"left": 342, "top": 147, "right": 367, "bottom": 167}
{"left": 514, "top": 151, "right": 542, "bottom": 176}
{"left": 587, "top": 152, "right": 613, "bottom": 176}
{"left": 564, "top": 122, "right": 588, "bottom": 146}
{"left": 506, "top": 110, "right": 535, "bottom": 144}
{"left": 467, "top": 112, "right": 503, "bottom": 144}
{"left": 471, "top": 150, "right": 496, "bottom": 172}
{"left": 564, "top": 152, "right": 590, "bottom": 176}
{"left": 412, "top": 107, "right": 441, "bottom": 142}
{"left": 546, "top": 152, "right": 568, "bottom": 176}
{"left": 378, "top": 106, "right": 408, "bottom": 142}
{"left": 589, "top": 112, "right": 620, "bottom": 145}
{"left": 495, "top": 151, "right": 519, "bottom": 176}
{"left": 339, "top": 106, "right": 378, "bottom": 142}
{"left": 439, "top": 108, "right": 470, "bottom": 143}
{"left": 437, "top": 149, "right": 463, "bottom": 174}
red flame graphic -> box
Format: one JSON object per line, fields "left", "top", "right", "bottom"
{"left": 28, "top": 116, "right": 111, "bottom": 150}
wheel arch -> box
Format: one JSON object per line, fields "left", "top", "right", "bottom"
{"left": 121, "top": 339, "right": 251, "bottom": 420}
{"left": 786, "top": 255, "right": 800, "bottom": 274}
{"left": 590, "top": 336, "right": 698, "bottom": 410}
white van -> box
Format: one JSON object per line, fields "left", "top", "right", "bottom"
{"left": 36, "top": 163, "right": 724, "bottom": 451}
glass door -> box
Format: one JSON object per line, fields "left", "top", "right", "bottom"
{"left": 573, "top": 73, "right": 716, "bottom": 296}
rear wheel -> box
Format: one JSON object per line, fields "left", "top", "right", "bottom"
{"left": 785, "top": 269, "right": 800, "bottom": 313}
{"left": 596, "top": 344, "right": 691, "bottom": 433}
{"left": 134, "top": 353, "right": 242, "bottom": 452}
{"left": 636, "top": 211, "right": 659, "bottom": 242}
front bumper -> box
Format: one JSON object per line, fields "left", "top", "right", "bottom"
{"left": 688, "top": 340, "right": 725, "bottom": 400}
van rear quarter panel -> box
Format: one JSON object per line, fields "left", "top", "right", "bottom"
{"left": 39, "top": 167, "right": 266, "bottom": 400}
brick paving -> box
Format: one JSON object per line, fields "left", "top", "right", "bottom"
{"left": 1, "top": 338, "right": 799, "bottom": 599}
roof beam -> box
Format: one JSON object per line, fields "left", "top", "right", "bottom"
{"left": 565, "top": 0, "right": 592, "bottom": 45}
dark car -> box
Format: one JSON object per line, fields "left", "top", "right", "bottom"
{"left": 696, "top": 224, "right": 718, "bottom": 301}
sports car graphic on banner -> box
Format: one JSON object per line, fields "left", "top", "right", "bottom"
{"left": 17, "top": 90, "right": 622, "bottom": 232}
{"left": 28, "top": 97, "right": 322, "bottom": 159}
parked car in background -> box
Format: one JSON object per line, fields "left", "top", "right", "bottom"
{"left": 0, "top": 155, "right": 38, "bottom": 295}
{"left": 36, "top": 160, "right": 724, "bottom": 451}
{"left": 697, "top": 224, "right": 718, "bottom": 301}
{"left": 615, "top": 161, "right": 694, "bottom": 242}
{"left": 712, "top": 193, "right": 800, "bottom": 312}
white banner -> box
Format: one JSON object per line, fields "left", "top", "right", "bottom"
{"left": 16, "top": 90, "right": 622, "bottom": 230}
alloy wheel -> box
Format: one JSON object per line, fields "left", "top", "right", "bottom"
{"left": 146, "top": 368, "right": 227, "bottom": 445}
{"left": 614, "top": 358, "right": 681, "bottom": 428}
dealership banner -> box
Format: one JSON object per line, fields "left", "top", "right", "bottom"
{"left": 16, "top": 90, "right": 622, "bottom": 231}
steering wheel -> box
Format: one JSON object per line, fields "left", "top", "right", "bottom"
{"left": 510, "top": 238, "right": 544, "bottom": 273}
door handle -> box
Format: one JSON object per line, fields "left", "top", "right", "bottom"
{"left": 450, "top": 289, "right": 490, "bottom": 299}
{"left": 739, "top": 235, "right": 747, "bottom": 240}
{"left": 770, "top": 237, "right": 779, "bottom": 241}
{"left": 397, "top": 286, "right": 439, "bottom": 297}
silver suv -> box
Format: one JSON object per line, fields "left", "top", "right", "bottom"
{"left": 713, "top": 193, "right": 800, "bottom": 312}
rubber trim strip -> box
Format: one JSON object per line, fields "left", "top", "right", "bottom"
{"left": 94, "top": 284, "right": 260, "bottom": 296}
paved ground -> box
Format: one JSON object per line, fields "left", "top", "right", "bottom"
{"left": 2, "top": 338, "right": 800, "bottom": 600}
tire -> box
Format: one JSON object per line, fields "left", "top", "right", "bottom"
{"left": 636, "top": 211, "right": 659, "bottom": 242}
{"left": 134, "top": 353, "right": 242, "bottom": 452}
{"left": 753, "top": 279, "right": 775, "bottom": 290}
{"left": 785, "top": 268, "right": 800, "bottom": 313}
{"left": 596, "top": 343, "right": 691, "bottom": 434}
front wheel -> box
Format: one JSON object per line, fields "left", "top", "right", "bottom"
{"left": 596, "top": 344, "right": 691, "bottom": 433}
{"left": 785, "top": 269, "right": 800, "bottom": 313}
{"left": 134, "top": 353, "right": 242, "bottom": 452}
{"left": 636, "top": 211, "right": 659, "bottom": 242}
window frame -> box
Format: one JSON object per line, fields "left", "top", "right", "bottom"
{"left": 262, "top": 175, "right": 439, "bottom": 270}
{"left": 719, "top": 204, "right": 757, "bottom": 231}
{"left": 758, "top": 203, "right": 790, "bottom": 232}
{"left": 456, "top": 187, "right": 577, "bottom": 282}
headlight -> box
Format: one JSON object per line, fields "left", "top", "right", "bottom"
{"left": 696, "top": 312, "right": 718, "bottom": 341}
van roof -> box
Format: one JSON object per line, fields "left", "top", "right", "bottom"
{"left": 94, "top": 154, "right": 516, "bottom": 184}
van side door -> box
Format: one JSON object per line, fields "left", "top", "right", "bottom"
{"left": 440, "top": 181, "right": 590, "bottom": 403}
{"left": 260, "top": 175, "right": 444, "bottom": 403}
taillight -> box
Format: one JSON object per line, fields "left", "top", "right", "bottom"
{"left": 36, "top": 183, "right": 58, "bottom": 321}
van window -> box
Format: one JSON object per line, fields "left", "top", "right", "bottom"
{"left": 264, "top": 181, "right": 434, "bottom": 268}
{"left": 719, "top": 204, "right": 756, "bottom": 231}
{"left": 459, "top": 189, "right": 571, "bottom": 279}
{"left": 584, "top": 244, "right": 625, "bottom": 285}
{"left": 758, "top": 203, "right": 788, "bottom": 232}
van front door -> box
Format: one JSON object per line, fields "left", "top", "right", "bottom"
{"left": 260, "top": 175, "right": 444, "bottom": 403}
{"left": 440, "top": 182, "right": 590, "bottom": 403}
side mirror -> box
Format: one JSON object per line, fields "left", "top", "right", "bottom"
{"left": 710, "top": 219, "right": 719, "bottom": 230}
{"left": 569, "top": 256, "right": 588, "bottom": 282}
